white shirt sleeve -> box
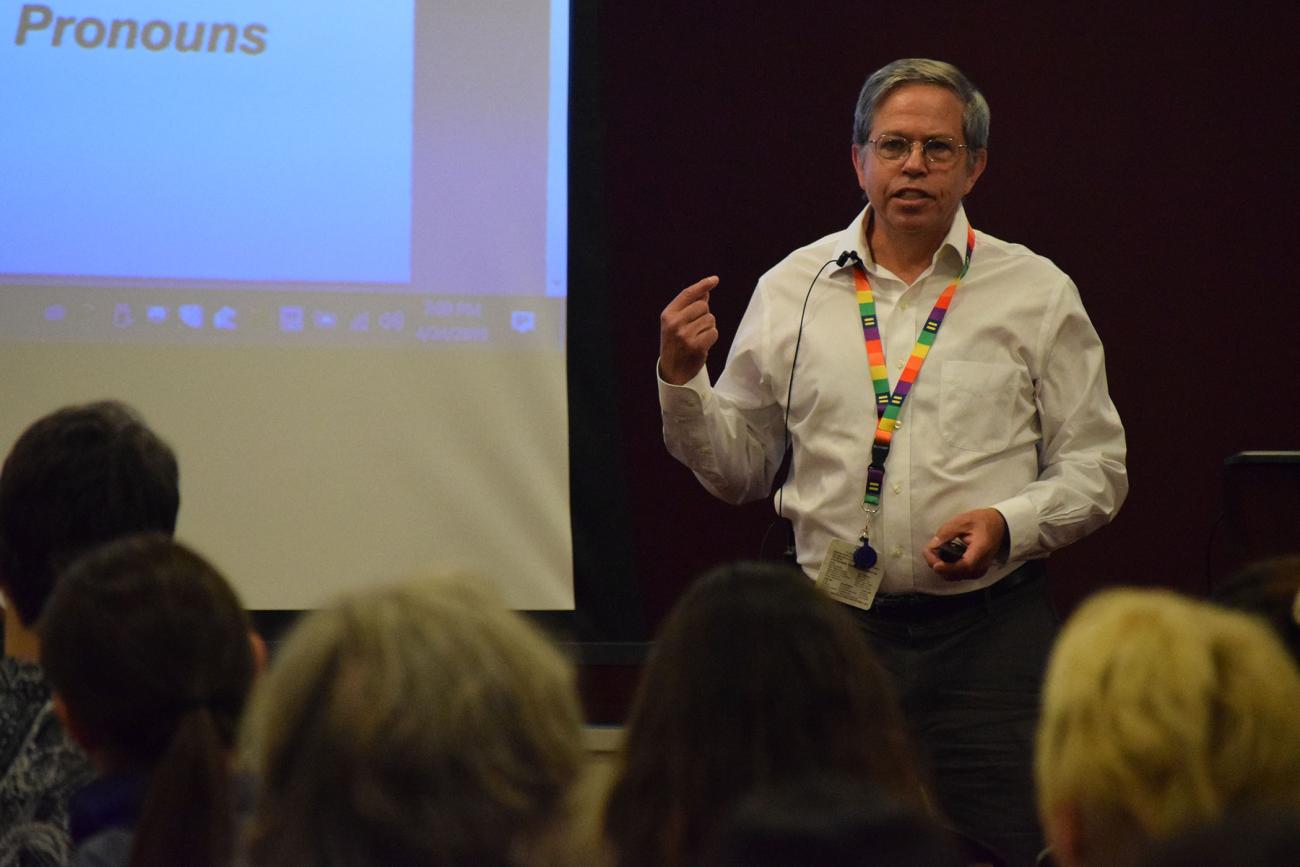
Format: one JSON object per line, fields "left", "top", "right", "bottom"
{"left": 992, "top": 277, "right": 1128, "bottom": 561}
{"left": 658, "top": 285, "right": 788, "bottom": 505}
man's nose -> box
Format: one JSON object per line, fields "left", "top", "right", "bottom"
{"left": 901, "top": 141, "right": 929, "bottom": 173}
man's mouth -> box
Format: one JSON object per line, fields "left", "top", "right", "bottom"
{"left": 894, "top": 188, "right": 930, "bottom": 200}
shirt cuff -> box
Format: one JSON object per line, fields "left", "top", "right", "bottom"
{"left": 991, "top": 495, "right": 1038, "bottom": 563}
{"left": 657, "top": 359, "right": 711, "bottom": 412}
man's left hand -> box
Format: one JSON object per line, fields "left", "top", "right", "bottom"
{"left": 924, "top": 508, "right": 1007, "bottom": 581}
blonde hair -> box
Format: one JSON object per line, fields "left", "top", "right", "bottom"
{"left": 1036, "top": 588, "right": 1300, "bottom": 855}
{"left": 241, "top": 574, "right": 588, "bottom": 867}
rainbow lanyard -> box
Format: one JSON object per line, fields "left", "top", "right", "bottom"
{"left": 850, "top": 226, "right": 975, "bottom": 568}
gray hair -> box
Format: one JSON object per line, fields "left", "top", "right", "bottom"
{"left": 241, "top": 574, "right": 591, "bottom": 867}
{"left": 852, "top": 58, "right": 990, "bottom": 153}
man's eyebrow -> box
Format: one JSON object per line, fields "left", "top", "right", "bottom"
{"left": 876, "top": 128, "right": 961, "bottom": 139}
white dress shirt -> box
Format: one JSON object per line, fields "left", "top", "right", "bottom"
{"left": 659, "top": 205, "right": 1127, "bottom": 594}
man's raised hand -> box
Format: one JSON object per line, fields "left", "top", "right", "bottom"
{"left": 658, "top": 276, "right": 720, "bottom": 385}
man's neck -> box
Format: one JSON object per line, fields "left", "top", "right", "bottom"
{"left": 867, "top": 218, "right": 946, "bottom": 285}
{"left": 3, "top": 599, "right": 40, "bottom": 663}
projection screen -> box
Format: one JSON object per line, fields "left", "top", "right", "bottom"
{"left": 0, "top": 0, "right": 574, "bottom": 609}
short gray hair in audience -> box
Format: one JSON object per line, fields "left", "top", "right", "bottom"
{"left": 241, "top": 574, "right": 589, "bottom": 867}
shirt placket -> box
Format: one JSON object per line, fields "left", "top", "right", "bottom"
{"left": 880, "top": 277, "right": 918, "bottom": 590}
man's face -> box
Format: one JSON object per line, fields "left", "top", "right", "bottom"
{"left": 852, "top": 83, "right": 987, "bottom": 244}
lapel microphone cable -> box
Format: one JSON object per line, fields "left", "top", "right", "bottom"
{"left": 762, "top": 249, "right": 861, "bottom": 564}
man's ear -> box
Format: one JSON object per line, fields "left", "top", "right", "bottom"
{"left": 249, "top": 630, "right": 268, "bottom": 675}
{"left": 851, "top": 143, "right": 868, "bottom": 193}
{"left": 962, "top": 148, "right": 988, "bottom": 197}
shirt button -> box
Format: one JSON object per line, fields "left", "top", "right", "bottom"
{"left": 892, "top": 546, "right": 905, "bottom": 558}
{"left": 900, "top": 302, "right": 910, "bottom": 311}
{"left": 894, "top": 420, "right": 903, "bottom": 430}
{"left": 895, "top": 361, "right": 905, "bottom": 371}
{"left": 891, "top": 482, "right": 902, "bottom": 494}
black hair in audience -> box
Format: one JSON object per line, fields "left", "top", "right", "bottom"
{"left": 0, "top": 400, "right": 178, "bottom": 626}
{"left": 40, "top": 534, "right": 254, "bottom": 867}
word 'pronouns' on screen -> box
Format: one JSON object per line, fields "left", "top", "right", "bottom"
{"left": 2, "top": 1, "right": 412, "bottom": 284}
{"left": 14, "top": 4, "right": 267, "bottom": 54}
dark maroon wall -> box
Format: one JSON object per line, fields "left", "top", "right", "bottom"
{"left": 589, "top": 2, "right": 1300, "bottom": 628}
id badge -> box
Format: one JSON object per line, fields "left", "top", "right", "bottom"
{"left": 816, "top": 538, "right": 884, "bottom": 611}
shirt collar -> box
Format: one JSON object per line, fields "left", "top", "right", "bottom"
{"left": 832, "top": 204, "right": 970, "bottom": 274}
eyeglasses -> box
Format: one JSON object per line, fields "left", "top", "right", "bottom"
{"left": 866, "top": 135, "right": 968, "bottom": 167}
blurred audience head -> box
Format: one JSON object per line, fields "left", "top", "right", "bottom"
{"left": 1035, "top": 588, "right": 1300, "bottom": 867}
{"left": 1212, "top": 554, "right": 1300, "bottom": 664}
{"left": 706, "top": 775, "right": 960, "bottom": 867}
{"left": 1138, "top": 808, "right": 1300, "bottom": 867}
{"left": 40, "top": 534, "right": 255, "bottom": 867}
{"left": 0, "top": 400, "right": 178, "bottom": 628}
{"left": 604, "top": 560, "right": 925, "bottom": 867}
{"left": 241, "top": 574, "right": 588, "bottom": 867}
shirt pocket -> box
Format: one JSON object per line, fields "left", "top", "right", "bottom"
{"left": 939, "top": 360, "right": 1026, "bottom": 453}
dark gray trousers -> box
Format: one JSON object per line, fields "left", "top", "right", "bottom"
{"left": 844, "top": 561, "right": 1057, "bottom": 867}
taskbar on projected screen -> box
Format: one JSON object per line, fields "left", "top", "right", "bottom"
{"left": 0, "top": 286, "right": 565, "bottom": 350}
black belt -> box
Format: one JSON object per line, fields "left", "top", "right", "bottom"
{"left": 865, "top": 560, "right": 1046, "bottom": 621}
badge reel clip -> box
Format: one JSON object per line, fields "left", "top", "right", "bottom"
{"left": 853, "top": 505, "right": 879, "bottom": 571}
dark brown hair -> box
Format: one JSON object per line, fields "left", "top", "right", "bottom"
{"left": 1212, "top": 555, "right": 1300, "bottom": 664}
{"left": 40, "top": 534, "right": 253, "bottom": 867}
{"left": 0, "top": 401, "right": 178, "bottom": 625}
{"left": 603, "top": 561, "right": 926, "bottom": 867}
